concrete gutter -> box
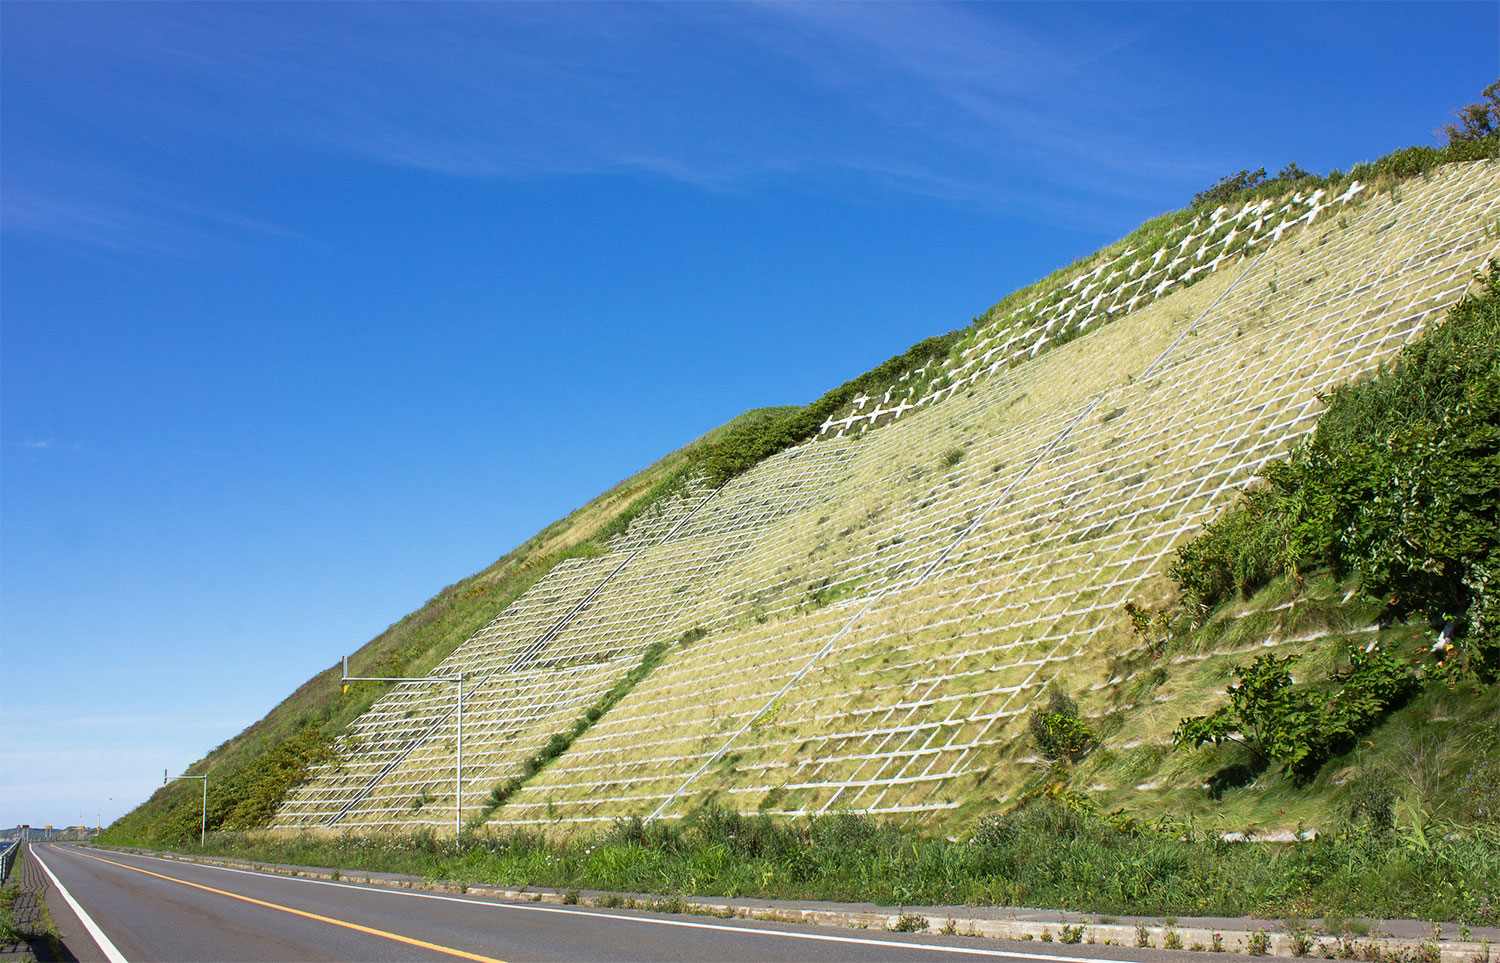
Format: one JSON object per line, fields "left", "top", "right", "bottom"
{"left": 92, "top": 845, "right": 1497, "bottom": 963}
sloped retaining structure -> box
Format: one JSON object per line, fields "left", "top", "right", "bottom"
{"left": 274, "top": 159, "right": 1500, "bottom": 833}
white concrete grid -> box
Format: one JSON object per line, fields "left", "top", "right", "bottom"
{"left": 275, "top": 160, "right": 1498, "bottom": 831}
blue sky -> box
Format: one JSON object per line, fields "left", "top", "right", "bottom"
{"left": 2, "top": 2, "right": 1495, "bottom": 828}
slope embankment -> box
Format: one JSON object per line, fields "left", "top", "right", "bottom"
{"left": 267, "top": 158, "right": 1497, "bottom": 835}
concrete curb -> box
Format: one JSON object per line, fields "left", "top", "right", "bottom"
{"left": 90, "top": 846, "right": 1495, "bottom": 963}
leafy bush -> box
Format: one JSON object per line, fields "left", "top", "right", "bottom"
{"left": 1028, "top": 687, "right": 1094, "bottom": 763}
{"left": 1171, "top": 263, "right": 1500, "bottom": 675}
{"left": 1346, "top": 777, "right": 1397, "bottom": 835}
{"left": 1193, "top": 163, "right": 1317, "bottom": 208}
{"left": 969, "top": 811, "right": 1021, "bottom": 849}
{"left": 1175, "top": 647, "right": 1419, "bottom": 784}
{"left": 1194, "top": 168, "right": 1270, "bottom": 207}
{"left": 1168, "top": 487, "right": 1298, "bottom": 610}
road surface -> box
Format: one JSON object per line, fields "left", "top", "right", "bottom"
{"left": 31, "top": 843, "right": 1224, "bottom": 963}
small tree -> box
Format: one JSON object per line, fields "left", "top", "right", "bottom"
{"left": 1439, "top": 80, "right": 1500, "bottom": 144}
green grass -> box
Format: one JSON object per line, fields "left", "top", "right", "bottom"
{"left": 173, "top": 801, "right": 1500, "bottom": 923}
{"left": 0, "top": 885, "right": 23, "bottom": 948}
{"left": 473, "top": 638, "right": 674, "bottom": 821}
{"left": 0, "top": 849, "right": 60, "bottom": 958}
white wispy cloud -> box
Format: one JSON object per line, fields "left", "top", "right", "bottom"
{"left": 2, "top": 177, "right": 306, "bottom": 257}
{"left": 4, "top": 2, "right": 1211, "bottom": 244}
{"left": 20, "top": 439, "right": 81, "bottom": 451}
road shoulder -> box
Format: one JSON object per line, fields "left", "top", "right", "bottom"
{"left": 85, "top": 843, "right": 1500, "bottom": 963}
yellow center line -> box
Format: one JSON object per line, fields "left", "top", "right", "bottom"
{"left": 66, "top": 849, "right": 507, "bottom": 963}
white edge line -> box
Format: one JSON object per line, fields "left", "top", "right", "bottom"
{"left": 91, "top": 846, "right": 1146, "bottom": 963}
{"left": 30, "top": 845, "right": 131, "bottom": 963}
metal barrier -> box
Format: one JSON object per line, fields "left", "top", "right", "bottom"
{"left": 0, "top": 839, "right": 19, "bottom": 884}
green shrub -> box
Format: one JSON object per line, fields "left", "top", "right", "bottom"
{"left": 1346, "top": 777, "right": 1397, "bottom": 835}
{"left": 1194, "top": 168, "right": 1270, "bottom": 207}
{"left": 1193, "top": 164, "right": 1317, "bottom": 208}
{"left": 1170, "top": 263, "right": 1500, "bottom": 676}
{"left": 1175, "top": 647, "right": 1419, "bottom": 784}
{"left": 1169, "top": 486, "right": 1298, "bottom": 613}
{"left": 1028, "top": 688, "right": 1093, "bottom": 763}
{"left": 969, "top": 811, "right": 1021, "bottom": 849}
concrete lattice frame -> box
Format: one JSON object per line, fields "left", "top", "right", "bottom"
{"left": 273, "top": 160, "right": 1499, "bottom": 832}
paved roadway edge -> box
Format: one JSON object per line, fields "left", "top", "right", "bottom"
{"left": 28, "top": 845, "right": 130, "bottom": 963}
{"left": 46, "top": 846, "right": 1179, "bottom": 963}
{"left": 75, "top": 844, "right": 1495, "bottom": 963}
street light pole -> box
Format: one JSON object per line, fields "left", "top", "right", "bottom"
{"left": 166, "top": 772, "right": 210, "bottom": 846}
{"left": 341, "top": 656, "right": 466, "bottom": 840}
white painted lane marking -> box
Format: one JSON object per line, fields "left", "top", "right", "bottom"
{"left": 30, "top": 846, "right": 131, "bottom": 963}
{"left": 65, "top": 850, "right": 506, "bottom": 963}
{"left": 92, "top": 846, "right": 1148, "bottom": 962}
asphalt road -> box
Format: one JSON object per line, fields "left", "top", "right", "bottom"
{"left": 31, "top": 843, "right": 1226, "bottom": 963}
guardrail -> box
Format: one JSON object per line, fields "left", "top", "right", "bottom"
{"left": 0, "top": 839, "right": 19, "bottom": 883}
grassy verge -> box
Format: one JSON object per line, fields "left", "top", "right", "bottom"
{"left": 0, "top": 885, "right": 23, "bottom": 948}
{"left": 0, "top": 849, "right": 62, "bottom": 960}
{"left": 169, "top": 802, "right": 1498, "bottom": 923}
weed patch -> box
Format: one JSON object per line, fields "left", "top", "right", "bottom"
{"left": 175, "top": 799, "right": 1500, "bottom": 923}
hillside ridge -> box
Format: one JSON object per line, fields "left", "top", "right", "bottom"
{"left": 273, "top": 157, "right": 1496, "bottom": 834}
{"left": 107, "top": 148, "right": 1499, "bottom": 845}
